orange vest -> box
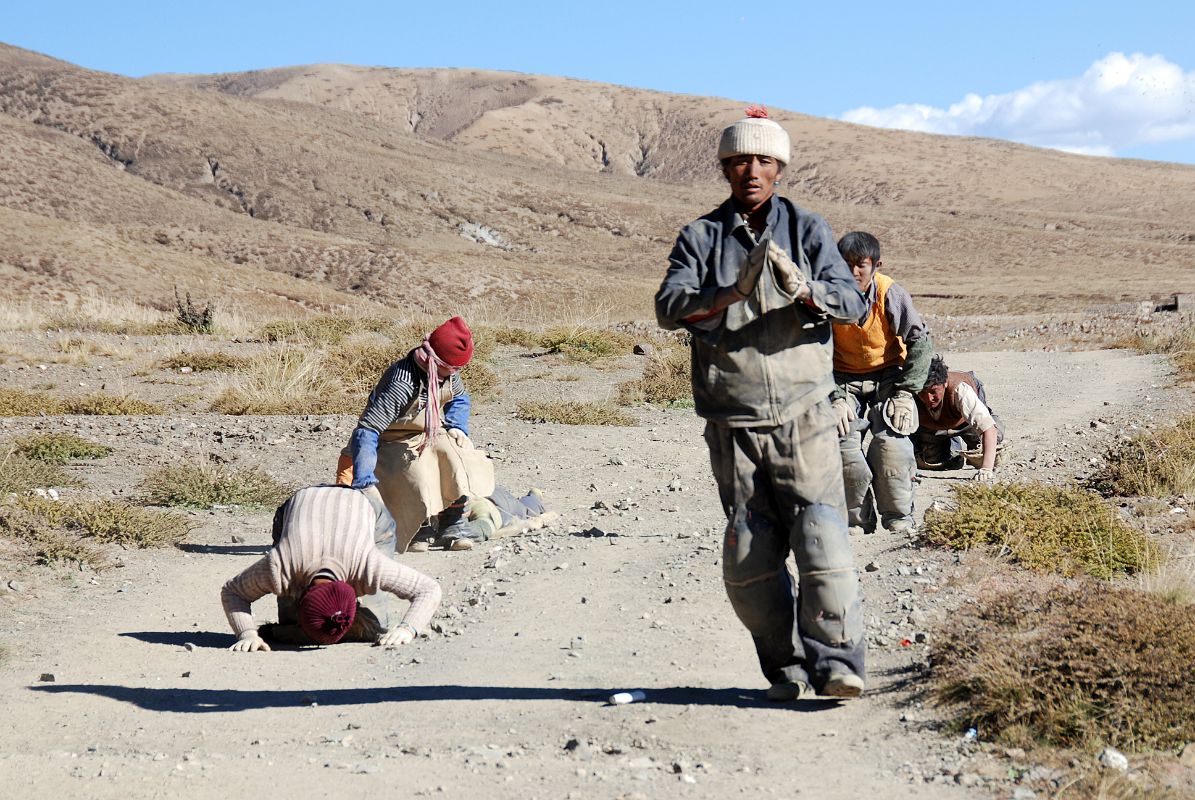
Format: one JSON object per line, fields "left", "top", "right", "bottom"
{"left": 832, "top": 272, "right": 906, "bottom": 373}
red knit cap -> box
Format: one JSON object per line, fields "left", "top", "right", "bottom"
{"left": 298, "top": 580, "right": 357, "bottom": 645}
{"left": 427, "top": 316, "right": 474, "bottom": 368}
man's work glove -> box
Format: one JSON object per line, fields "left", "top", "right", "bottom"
{"left": 374, "top": 625, "right": 416, "bottom": 649}
{"left": 768, "top": 241, "right": 808, "bottom": 297}
{"left": 735, "top": 237, "right": 771, "bottom": 297}
{"left": 882, "top": 390, "right": 919, "bottom": 435}
{"left": 831, "top": 397, "right": 857, "bottom": 438}
{"left": 973, "top": 468, "right": 997, "bottom": 483}
{"left": 445, "top": 428, "right": 473, "bottom": 450}
{"left": 230, "top": 631, "right": 271, "bottom": 653}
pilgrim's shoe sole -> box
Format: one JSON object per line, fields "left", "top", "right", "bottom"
{"left": 821, "top": 673, "right": 865, "bottom": 698}
{"left": 766, "top": 681, "right": 809, "bottom": 702}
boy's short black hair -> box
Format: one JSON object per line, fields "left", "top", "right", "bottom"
{"left": 837, "top": 231, "right": 881, "bottom": 266}
{"left": 922, "top": 355, "right": 949, "bottom": 391}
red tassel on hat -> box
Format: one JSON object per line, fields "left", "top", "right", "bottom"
{"left": 745, "top": 105, "right": 769, "bottom": 118}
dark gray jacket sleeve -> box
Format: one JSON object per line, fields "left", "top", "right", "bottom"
{"left": 655, "top": 226, "right": 724, "bottom": 331}
{"left": 800, "top": 215, "right": 867, "bottom": 324}
{"left": 883, "top": 282, "right": 933, "bottom": 392}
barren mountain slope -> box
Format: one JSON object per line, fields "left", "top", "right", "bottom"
{"left": 2, "top": 42, "right": 1193, "bottom": 319}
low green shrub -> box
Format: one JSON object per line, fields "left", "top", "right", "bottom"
{"left": 0, "top": 389, "right": 65, "bottom": 416}
{"left": 142, "top": 461, "right": 289, "bottom": 508}
{"left": 922, "top": 482, "right": 1159, "bottom": 578}
{"left": 0, "top": 449, "right": 80, "bottom": 494}
{"left": 62, "top": 393, "right": 162, "bottom": 416}
{"left": 15, "top": 433, "right": 112, "bottom": 464}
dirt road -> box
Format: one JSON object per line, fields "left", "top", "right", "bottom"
{"left": 0, "top": 348, "right": 1173, "bottom": 798}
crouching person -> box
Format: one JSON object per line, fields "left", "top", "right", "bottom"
{"left": 914, "top": 355, "right": 1008, "bottom": 482}
{"left": 831, "top": 231, "right": 932, "bottom": 534}
{"left": 342, "top": 316, "right": 496, "bottom": 553}
{"left": 221, "top": 485, "right": 442, "bottom": 651}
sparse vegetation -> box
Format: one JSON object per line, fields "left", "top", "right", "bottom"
{"left": 174, "top": 289, "right": 215, "bottom": 334}
{"left": 210, "top": 347, "right": 354, "bottom": 415}
{"left": 62, "top": 393, "right": 162, "bottom": 416}
{"left": 617, "top": 344, "right": 692, "bottom": 407}
{"left": 14, "top": 433, "right": 112, "bottom": 464}
{"left": 141, "top": 461, "right": 289, "bottom": 508}
{"left": 0, "top": 388, "right": 65, "bottom": 416}
{"left": 0, "top": 504, "right": 107, "bottom": 568}
{"left": 487, "top": 325, "right": 541, "bottom": 348}
{"left": 159, "top": 351, "right": 250, "bottom": 372}
{"left": 539, "top": 326, "right": 635, "bottom": 363}
{"left": 515, "top": 400, "right": 637, "bottom": 426}
{"left": 1113, "top": 321, "right": 1195, "bottom": 381}
{"left": 0, "top": 449, "right": 80, "bottom": 494}
{"left": 19, "top": 495, "right": 193, "bottom": 548}
{"left": 259, "top": 315, "right": 399, "bottom": 345}
{"left": 1088, "top": 415, "right": 1195, "bottom": 498}
{"left": 932, "top": 582, "right": 1195, "bottom": 750}
{"left": 922, "top": 483, "right": 1159, "bottom": 578}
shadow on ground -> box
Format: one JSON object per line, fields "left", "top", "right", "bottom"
{"left": 177, "top": 543, "right": 270, "bottom": 555}
{"left": 119, "top": 631, "right": 231, "bottom": 649}
{"left": 30, "top": 683, "right": 845, "bottom": 713}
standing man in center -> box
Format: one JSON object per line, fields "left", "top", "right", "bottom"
{"left": 655, "top": 107, "right": 869, "bottom": 699}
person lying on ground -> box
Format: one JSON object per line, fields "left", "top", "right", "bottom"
{"left": 830, "top": 231, "right": 932, "bottom": 535}
{"left": 914, "top": 355, "right": 1008, "bottom": 482}
{"left": 338, "top": 316, "right": 495, "bottom": 553}
{"left": 220, "top": 485, "right": 442, "bottom": 652}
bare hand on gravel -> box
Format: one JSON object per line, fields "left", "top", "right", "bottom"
{"left": 229, "top": 633, "right": 271, "bottom": 653}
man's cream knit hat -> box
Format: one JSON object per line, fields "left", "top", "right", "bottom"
{"left": 717, "top": 106, "right": 790, "bottom": 165}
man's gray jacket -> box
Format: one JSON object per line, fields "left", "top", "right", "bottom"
{"left": 655, "top": 195, "right": 866, "bottom": 427}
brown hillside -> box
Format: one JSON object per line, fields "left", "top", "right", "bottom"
{"left": 1, "top": 42, "right": 1193, "bottom": 320}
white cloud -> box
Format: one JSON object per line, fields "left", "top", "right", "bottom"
{"left": 842, "top": 52, "right": 1195, "bottom": 158}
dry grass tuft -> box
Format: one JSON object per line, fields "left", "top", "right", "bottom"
{"left": 210, "top": 348, "right": 354, "bottom": 415}
{"left": 0, "top": 389, "right": 66, "bottom": 416}
{"left": 923, "top": 483, "right": 1159, "bottom": 578}
{"left": 259, "top": 315, "right": 399, "bottom": 346}
{"left": 0, "top": 496, "right": 194, "bottom": 568}
{"left": 0, "top": 449, "right": 80, "bottom": 494}
{"left": 61, "top": 393, "right": 162, "bottom": 416}
{"left": 932, "top": 582, "right": 1195, "bottom": 750}
{"left": 1113, "top": 321, "right": 1195, "bottom": 382}
{"left": 515, "top": 400, "right": 637, "bottom": 426}
{"left": 1088, "top": 415, "right": 1195, "bottom": 498}
{"left": 159, "top": 351, "right": 251, "bottom": 372}
{"left": 17, "top": 495, "right": 194, "bottom": 548}
{"left": 0, "top": 504, "right": 108, "bottom": 568}
{"left": 617, "top": 344, "right": 692, "bottom": 407}
{"left": 486, "top": 325, "right": 541, "bottom": 348}
{"left": 15, "top": 433, "right": 112, "bottom": 464}
{"left": 539, "top": 326, "right": 635, "bottom": 363}
{"left": 141, "top": 461, "right": 289, "bottom": 508}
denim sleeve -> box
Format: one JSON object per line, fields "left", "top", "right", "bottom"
{"left": 444, "top": 384, "right": 471, "bottom": 436}
{"left": 349, "top": 427, "right": 380, "bottom": 489}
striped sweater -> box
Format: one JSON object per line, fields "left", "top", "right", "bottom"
{"left": 220, "top": 486, "right": 441, "bottom": 638}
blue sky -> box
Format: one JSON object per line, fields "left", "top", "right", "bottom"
{"left": 5, "top": 1, "right": 1194, "bottom": 163}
